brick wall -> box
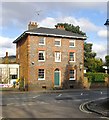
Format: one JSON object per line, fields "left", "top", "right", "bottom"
{"left": 25, "top": 35, "right": 84, "bottom": 89}
{"left": 16, "top": 36, "right": 29, "bottom": 86}
{"left": 16, "top": 34, "right": 84, "bottom": 90}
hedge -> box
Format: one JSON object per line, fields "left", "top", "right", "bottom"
{"left": 84, "top": 73, "right": 108, "bottom": 83}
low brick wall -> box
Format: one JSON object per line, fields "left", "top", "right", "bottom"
{"left": 83, "top": 77, "right": 109, "bottom": 89}
{"left": 83, "top": 77, "right": 90, "bottom": 89}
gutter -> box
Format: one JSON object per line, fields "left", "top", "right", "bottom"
{"left": 26, "top": 31, "right": 87, "bottom": 40}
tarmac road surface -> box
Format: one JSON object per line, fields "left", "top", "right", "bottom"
{"left": 1, "top": 88, "right": 108, "bottom": 119}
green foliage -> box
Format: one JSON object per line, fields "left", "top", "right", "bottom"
{"left": 85, "top": 73, "right": 106, "bottom": 83}
{"left": 85, "top": 58, "right": 103, "bottom": 73}
{"left": 55, "top": 23, "right": 86, "bottom": 36}
{"left": 84, "top": 42, "right": 96, "bottom": 60}
{"left": 84, "top": 42, "right": 104, "bottom": 72}
{"left": 105, "top": 55, "right": 109, "bottom": 66}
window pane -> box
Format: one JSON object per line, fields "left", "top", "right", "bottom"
{"left": 38, "top": 51, "right": 45, "bottom": 61}
{"left": 38, "top": 69, "right": 44, "bottom": 79}
{"left": 55, "top": 41, "right": 60, "bottom": 45}
{"left": 39, "top": 37, "right": 45, "bottom": 45}
{"left": 55, "top": 39, "right": 61, "bottom": 46}
{"left": 69, "top": 40, "right": 75, "bottom": 47}
{"left": 69, "top": 70, "right": 75, "bottom": 80}
{"left": 69, "top": 52, "right": 74, "bottom": 61}
{"left": 10, "top": 75, "right": 17, "bottom": 79}
{"left": 55, "top": 52, "right": 61, "bottom": 62}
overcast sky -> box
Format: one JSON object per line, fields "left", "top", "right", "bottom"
{"left": 0, "top": 1, "right": 108, "bottom": 61}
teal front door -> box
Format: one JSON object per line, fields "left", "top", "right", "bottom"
{"left": 54, "top": 69, "right": 60, "bottom": 86}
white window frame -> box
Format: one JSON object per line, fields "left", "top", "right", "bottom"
{"left": 39, "top": 37, "right": 46, "bottom": 45}
{"left": 55, "top": 39, "right": 61, "bottom": 46}
{"left": 38, "top": 51, "right": 45, "bottom": 62}
{"left": 55, "top": 52, "right": 61, "bottom": 62}
{"left": 69, "top": 40, "right": 75, "bottom": 47}
{"left": 69, "top": 70, "right": 76, "bottom": 80}
{"left": 38, "top": 69, "right": 45, "bottom": 80}
{"left": 69, "top": 52, "right": 75, "bottom": 62}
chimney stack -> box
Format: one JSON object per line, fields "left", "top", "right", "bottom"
{"left": 28, "top": 21, "right": 38, "bottom": 30}
{"left": 4, "top": 52, "right": 9, "bottom": 64}
{"left": 55, "top": 25, "right": 65, "bottom": 30}
{"left": 6, "top": 52, "right": 8, "bottom": 57}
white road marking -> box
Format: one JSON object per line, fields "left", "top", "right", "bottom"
{"left": 79, "top": 102, "right": 92, "bottom": 114}
{"left": 2, "top": 95, "right": 40, "bottom": 100}
{"left": 7, "top": 103, "right": 14, "bottom": 106}
{"left": 57, "top": 94, "right": 62, "bottom": 97}
{"left": 33, "top": 95, "right": 40, "bottom": 98}
{"left": 14, "top": 103, "right": 27, "bottom": 106}
{"left": 79, "top": 97, "right": 108, "bottom": 114}
{"left": 74, "top": 99, "right": 88, "bottom": 102}
{"left": 100, "top": 117, "right": 109, "bottom": 120}
{"left": 38, "top": 101, "right": 49, "bottom": 104}
{"left": 73, "top": 94, "right": 89, "bottom": 96}
{"left": 7, "top": 100, "right": 49, "bottom": 106}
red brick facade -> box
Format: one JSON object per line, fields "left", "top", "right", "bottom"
{"left": 14, "top": 22, "right": 86, "bottom": 90}
{"left": 16, "top": 35, "right": 84, "bottom": 90}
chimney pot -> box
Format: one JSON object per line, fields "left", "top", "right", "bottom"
{"left": 28, "top": 21, "right": 38, "bottom": 30}
{"left": 55, "top": 25, "right": 65, "bottom": 30}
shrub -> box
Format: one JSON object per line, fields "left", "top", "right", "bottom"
{"left": 85, "top": 73, "right": 106, "bottom": 83}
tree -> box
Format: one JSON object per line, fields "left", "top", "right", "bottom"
{"left": 55, "top": 23, "right": 86, "bottom": 36}
{"left": 84, "top": 42, "right": 96, "bottom": 71}
{"left": 84, "top": 42, "right": 103, "bottom": 72}
{"left": 105, "top": 55, "right": 109, "bottom": 67}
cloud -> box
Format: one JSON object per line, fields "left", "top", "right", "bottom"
{"left": 92, "top": 43, "right": 107, "bottom": 60}
{"left": 38, "top": 17, "right": 57, "bottom": 28}
{"left": 39, "top": 16, "right": 102, "bottom": 33}
{"left": 1, "top": 2, "right": 106, "bottom": 28}
{"left": 0, "top": 36, "right": 16, "bottom": 57}
{"left": 97, "top": 30, "right": 107, "bottom": 38}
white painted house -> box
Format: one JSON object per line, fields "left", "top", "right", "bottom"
{"left": 0, "top": 64, "right": 19, "bottom": 84}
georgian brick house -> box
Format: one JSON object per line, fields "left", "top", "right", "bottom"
{"left": 13, "top": 22, "right": 86, "bottom": 90}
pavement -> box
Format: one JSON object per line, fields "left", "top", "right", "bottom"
{"left": 85, "top": 97, "right": 109, "bottom": 117}
{"left": 1, "top": 87, "right": 107, "bottom": 93}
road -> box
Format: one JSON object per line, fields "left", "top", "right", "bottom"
{"left": 0, "top": 88, "right": 108, "bottom": 119}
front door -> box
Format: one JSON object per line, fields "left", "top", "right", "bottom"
{"left": 54, "top": 69, "right": 60, "bottom": 86}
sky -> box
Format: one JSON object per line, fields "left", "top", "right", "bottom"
{"left": 0, "top": 0, "right": 109, "bottom": 61}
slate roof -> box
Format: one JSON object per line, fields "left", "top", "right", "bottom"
{"left": 13, "top": 27, "right": 86, "bottom": 43}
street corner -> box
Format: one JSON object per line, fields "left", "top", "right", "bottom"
{"left": 85, "top": 98, "right": 109, "bottom": 117}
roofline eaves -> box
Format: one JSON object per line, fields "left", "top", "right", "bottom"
{"left": 13, "top": 32, "right": 26, "bottom": 43}
{"left": 26, "top": 31, "right": 87, "bottom": 40}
